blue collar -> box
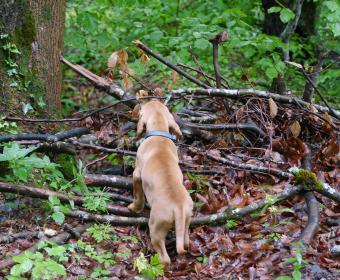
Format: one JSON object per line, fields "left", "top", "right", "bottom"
{"left": 144, "top": 130, "right": 177, "bottom": 141}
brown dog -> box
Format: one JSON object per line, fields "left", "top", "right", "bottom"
{"left": 128, "top": 100, "right": 193, "bottom": 265}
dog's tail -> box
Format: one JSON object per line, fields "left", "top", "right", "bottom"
{"left": 174, "top": 207, "right": 186, "bottom": 254}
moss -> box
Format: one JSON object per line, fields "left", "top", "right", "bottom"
{"left": 11, "top": 1, "right": 36, "bottom": 48}
{"left": 295, "top": 169, "right": 323, "bottom": 191}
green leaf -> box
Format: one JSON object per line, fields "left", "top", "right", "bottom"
{"left": 49, "top": 195, "right": 61, "bottom": 206}
{"left": 19, "top": 259, "right": 33, "bottom": 273}
{"left": 292, "top": 271, "right": 301, "bottom": 280}
{"left": 194, "top": 38, "right": 210, "bottom": 50}
{"left": 268, "top": 6, "right": 282, "bottom": 14}
{"left": 280, "top": 8, "right": 295, "bottom": 23}
{"left": 45, "top": 260, "right": 67, "bottom": 276}
{"left": 275, "top": 276, "right": 292, "bottom": 280}
{"left": 52, "top": 212, "right": 65, "bottom": 225}
{"left": 265, "top": 67, "right": 278, "bottom": 80}
{"left": 45, "top": 246, "right": 66, "bottom": 257}
{"left": 10, "top": 264, "right": 23, "bottom": 276}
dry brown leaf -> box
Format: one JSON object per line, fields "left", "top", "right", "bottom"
{"left": 117, "top": 49, "right": 128, "bottom": 67}
{"left": 290, "top": 120, "right": 301, "bottom": 137}
{"left": 136, "top": 90, "right": 148, "bottom": 99}
{"left": 107, "top": 51, "right": 118, "bottom": 70}
{"left": 268, "top": 98, "right": 278, "bottom": 118}
{"left": 322, "top": 112, "right": 333, "bottom": 132}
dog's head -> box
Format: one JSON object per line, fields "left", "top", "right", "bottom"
{"left": 134, "top": 100, "right": 182, "bottom": 140}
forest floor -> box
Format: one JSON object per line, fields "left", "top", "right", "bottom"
{"left": 0, "top": 56, "right": 339, "bottom": 279}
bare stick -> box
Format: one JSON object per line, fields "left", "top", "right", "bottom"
{"left": 209, "top": 31, "right": 228, "bottom": 88}
{"left": 71, "top": 140, "right": 137, "bottom": 157}
{"left": 134, "top": 41, "right": 210, "bottom": 89}
{"left": 299, "top": 150, "right": 319, "bottom": 244}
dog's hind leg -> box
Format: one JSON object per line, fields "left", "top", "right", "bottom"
{"left": 149, "top": 214, "right": 171, "bottom": 266}
{"left": 128, "top": 159, "right": 145, "bottom": 213}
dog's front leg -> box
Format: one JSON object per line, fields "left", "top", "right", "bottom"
{"left": 128, "top": 161, "right": 145, "bottom": 213}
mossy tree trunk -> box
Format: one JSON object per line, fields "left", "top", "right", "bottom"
{"left": 0, "top": 0, "right": 66, "bottom": 117}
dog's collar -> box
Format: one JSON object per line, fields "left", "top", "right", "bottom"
{"left": 144, "top": 131, "right": 177, "bottom": 141}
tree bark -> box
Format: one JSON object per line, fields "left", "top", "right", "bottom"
{"left": 0, "top": 0, "right": 65, "bottom": 117}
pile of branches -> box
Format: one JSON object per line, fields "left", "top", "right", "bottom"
{"left": 1, "top": 38, "right": 339, "bottom": 276}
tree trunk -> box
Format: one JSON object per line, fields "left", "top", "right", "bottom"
{"left": 0, "top": 0, "right": 65, "bottom": 117}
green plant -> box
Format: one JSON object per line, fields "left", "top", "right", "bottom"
{"left": 134, "top": 253, "right": 164, "bottom": 279}
{"left": 268, "top": 232, "right": 282, "bottom": 242}
{"left": 122, "top": 235, "right": 139, "bottom": 244}
{"left": 83, "top": 190, "right": 110, "bottom": 212}
{"left": 0, "top": 121, "right": 18, "bottom": 134}
{"left": 7, "top": 250, "right": 66, "bottom": 280}
{"left": 48, "top": 196, "right": 70, "bottom": 225}
{"left": 87, "top": 223, "right": 112, "bottom": 243}
{"left": 276, "top": 243, "right": 307, "bottom": 280}
{"left": 186, "top": 173, "right": 210, "bottom": 193}
{"left": 225, "top": 219, "right": 238, "bottom": 229}
{"left": 1, "top": 34, "right": 30, "bottom": 93}
{"left": 196, "top": 256, "right": 208, "bottom": 264}
{"left": 76, "top": 240, "right": 115, "bottom": 268}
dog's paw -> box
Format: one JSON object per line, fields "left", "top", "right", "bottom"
{"left": 128, "top": 203, "right": 143, "bottom": 213}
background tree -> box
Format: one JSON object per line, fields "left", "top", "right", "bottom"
{"left": 0, "top": 0, "right": 66, "bottom": 117}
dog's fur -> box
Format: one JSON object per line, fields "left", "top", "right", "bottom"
{"left": 128, "top": 100, "right": 193, "bottom": 265}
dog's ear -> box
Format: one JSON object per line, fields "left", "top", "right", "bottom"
{"left": 131, "top": 104, "right": 141, "bottom": 119}
{"left": 169, "top": 114, "right": 183, "bottom": 140}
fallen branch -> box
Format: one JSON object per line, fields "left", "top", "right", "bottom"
{"left": 61, "top": 56, "right": 138, "bottom": 108}
{"left": 0, "top": 128, "right": 90, "bottom": 144}
{"left": 0, "top": 181, "right": 141, "bottom": 217}
{"left": 181, "top": 120, "right": 266, "bottom": 138}
{"left": 85, "top": 173, "right": 132, "bottom": 190}
{"left": 206, "top": 151, "right": 292, "bottom": 178}
{"left": 0, "top": 223, "right": 90, "bottom": 271}
{"left": 68, "top": 210, "right": 148, "bottom": 225}
{"left": 170, "top": 88, "right": 339, "bottom": 115}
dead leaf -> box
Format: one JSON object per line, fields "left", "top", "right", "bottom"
{"left": 107, "top": 51, "right": 118, "bottom": 70}
{"left": 268, "top": 98, "right": 278, "bottom": 118}
{"left": 286, "top": 61, "right": 303, "bottom": 69}
{"left": 290, "top": 121, "right": 301, "bottom": 137}
{"left": 136, "top": 90, "right": 148, "bottom": 99}
{"left": 321, "top": 138, "right": 339, "bottom": 159}
{"left": 322, "top": 112, "right": 333, "bottom": 132}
